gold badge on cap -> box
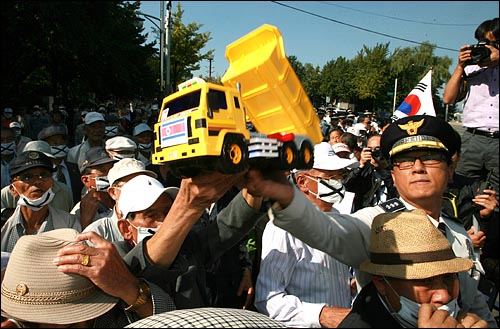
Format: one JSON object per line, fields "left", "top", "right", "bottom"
{"left": 81, "top": 160, "right": 89, "bottom": 167}
{"left": 28, "top": 152, "right": 39, "bottom": 159}
{"left": 398, "top": 118, "right": 424, "bottom": 136}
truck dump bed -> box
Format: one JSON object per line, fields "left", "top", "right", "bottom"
{"left": 221, "top": 24, "right": 323, "bottom": 144}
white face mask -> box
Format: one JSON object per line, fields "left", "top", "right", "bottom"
{"left": 138, "top": 142, "right": 151, "bottom": 151}
{"left": 384, "top": 277, "right": 460, "bottom": 327}
{"left": 16, "top": 187, "right": 55, "bottom": 211}
{"left": 105, "top": 126, "right": 119, "bottom": 137}
{"left": 307, "top": 176, "right": 345, "bottom": 205}
{"left": 112, "top": 153, "right": 135, "bottom": 160}
{"left": 1, "top": 142, "right": 16, "bottom": 155}
{"left": 93, "top": 176, "right": 110, "bottom": 192}
{"left": 50, "top": 145, "right": 69, "bottom": 158}
{"left": 127, "top": 220, "right": 159, "bottom": 244}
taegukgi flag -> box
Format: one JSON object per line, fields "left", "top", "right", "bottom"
{"left": 392, "top": 69, "right": 436, "bottom": 121}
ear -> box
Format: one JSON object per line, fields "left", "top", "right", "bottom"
{"left": 107, "top": 186, "right": 119, "bottom": 201}
{"left": 81, "top": 175, "right": 90, "bottom": 186}
{"left": 117, "top": 219, "right": 134, "bottom": 241}
{"left": 9, "top": 183, "right": 19, "bottom": 198}
{"left": 295, "top": 174, "right": 309, "bottom": 193}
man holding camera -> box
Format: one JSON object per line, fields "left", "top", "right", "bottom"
{"left": 344, "top": 134, "right": 398, "bottom": 212}
{"left": 443, "top": 17, "right": 499, "bottom": 197}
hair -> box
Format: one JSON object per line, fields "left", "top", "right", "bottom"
{"left": 341, "top": 131, "right": 360, "bottom": 151}
{"left": 475, "top": 17, "right": 499, "bottom": 41}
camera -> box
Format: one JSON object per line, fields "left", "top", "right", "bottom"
{"left": 467, "top": 39, "right": 493, "bottom": 65}
{"left": 371, "top": 147, "right": 383, "bottom": 163}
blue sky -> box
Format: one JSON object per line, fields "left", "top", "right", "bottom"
{"left": 138, "top": 1, "right": 498, "bottom": 78}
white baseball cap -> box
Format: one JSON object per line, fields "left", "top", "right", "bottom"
{"left": 9, "top": 122, "right": 21, "bottom": 129}
{"left": 313, "top": 142, "right": 359, "bottom": 171}
{"left": 118, "top": 175, "right": 179, "bottom": 219}
{"left": 105, "top": 136, "right": 137, "bottom": 151}
{"left": 332, "top": 142, "right": 351, "bottom": 155}
{"left": 107, "top": 158, "right": 157, "bottom": 186}
{"left": 84, "top": 112, "right": 105, "bottom": 125}
{"left": 132, "top": 123, "right": 152, "bottom": 136}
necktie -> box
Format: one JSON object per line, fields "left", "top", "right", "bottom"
{"left": 57, "top": 164, "right": 67, "bottom": 184}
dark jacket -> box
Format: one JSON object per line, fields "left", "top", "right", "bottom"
{"left": 339, "top": 281, "right": 402, "bottom": 328}
{"left": 121, "top": 191, "right": 263, "bottom": 309}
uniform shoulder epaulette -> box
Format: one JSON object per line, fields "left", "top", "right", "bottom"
{"left": 378, "top": 198, "right": 406, "bottom": 213}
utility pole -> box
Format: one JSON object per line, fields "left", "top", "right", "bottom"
{"left": 165, "top": 1, "right": 172, "bottom": 95}
{"left": 207, "top": 55, "right": 214, "bottom": 79}
{"left": 159, "top": 1, "right": 165, "bottom": 95}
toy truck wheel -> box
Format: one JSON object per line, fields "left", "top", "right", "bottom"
{"left": 297, "top": 140, "right": 314, "bottom": 169}
{"left": 217, "top": 134, "right": 248, "bottom": 173}
{"left": 279, "top": 141, "right": 298, "bottom": 170}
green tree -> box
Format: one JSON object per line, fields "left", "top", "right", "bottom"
{"left": 1, "top": 1, "right": 157, "bottom": 107}
{"left": 168, "top": 2, "right": 212, "bottom": 94}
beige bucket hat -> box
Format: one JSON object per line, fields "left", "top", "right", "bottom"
{"left": 1, "top": 228, "right": 118, "bottom": 325}
{"left": 360, "top": 209, "right": 473, "bottom": 280}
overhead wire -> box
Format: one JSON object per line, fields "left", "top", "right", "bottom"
{"left": 271, "top": 1, "right": 459, "bottom": 52}
{"left": 317, "top": 1, "right": 478, "bottom": 27}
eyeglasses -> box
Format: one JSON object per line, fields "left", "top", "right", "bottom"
{"left": 16, "top": 171, "right": 52, "bottom": 184}
{"left": 392, "top": 153, "right": 447, "bottom": 170}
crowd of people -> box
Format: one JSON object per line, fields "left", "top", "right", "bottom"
{"left": 0, "top": 17, "right": 498, "bottom": 328}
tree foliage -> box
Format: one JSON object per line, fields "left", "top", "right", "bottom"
{"left": 1, "top": 1, "right": 454, "bottom": 118}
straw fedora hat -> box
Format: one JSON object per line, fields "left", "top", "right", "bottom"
{"left": 360, "top": 209, "right": 473, "bottom": 279}
{"left": 1, "top": 228, "right": 118, "bottom": 325}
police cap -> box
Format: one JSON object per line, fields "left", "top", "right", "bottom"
{"left": 380, "top": 115, "right": 459, "bottom": 160}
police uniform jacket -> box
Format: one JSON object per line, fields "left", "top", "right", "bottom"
{"left": 271, "top": 186, "right": 496, "bottom": 327}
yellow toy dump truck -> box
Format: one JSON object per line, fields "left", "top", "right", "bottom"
{"left": 152, "top": 24, "right": 323, "bottom": 177}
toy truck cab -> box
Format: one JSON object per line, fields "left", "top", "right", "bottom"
{"left": 152, "top": 78, "right": 251, "bottom": 177}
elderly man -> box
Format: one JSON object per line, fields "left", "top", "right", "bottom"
{"left": 67, "top": 111, "right": 106, "bottom": 167}
{"left": 1, "top": 141, "right": 74, "bottom": 213}
{"left": 83, "top": 158, "right": 158, "bottom": 243}
{"left": 241, "top": 115, "right": 497, "bottom": 327}
{"left": 105, "top": 135, "right": 138, "bottom": 161}
{"left": 255, "top": 142, "right": 359, "bottom": 327}
{"left": 339, "top": 209, "right": 487, "bottom": 328}
{"left": 38, "top": 123, "right": 83, "bottom": 202}
{"left": 70, "top": 146, "right": 117, "bottom": 229}
{"left": 1, "top": 151, "right": 80, "bottom": 252}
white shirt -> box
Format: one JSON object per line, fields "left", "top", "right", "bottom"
{"left": 255, "top": 220, "right": 352, "bottom": 327}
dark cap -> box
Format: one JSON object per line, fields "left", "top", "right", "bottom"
{"left": 79, "top": 147, "right": 117, "bottom": 173}
{"left": 38, "top": 124, "right": 68, "bottom": 140}
{"left": 380, "top": 115, "right": 459, "bottom": 159}
{"left": 9, "top": 151, "right": 55, "bottom": 177}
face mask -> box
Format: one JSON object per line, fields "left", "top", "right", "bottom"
{"left": 34, "top": 111, "right": 41, "bottom": 117}
{"left": 127, "top": 220, "right": 158, "bottom": 244}
{"left": 1, "top": 142, "right": 16, "bottom": 155}
{"left": 138, "top": 142, "right": 151, "bottom": 151}
{"left": 92, "top": 176, "right": 110, "bottom": 192}
{"left": 50, "top": 145, "right": 69, "bottom": 158}
{"left": 16, "top": 187, "right": 55, "bottom": 211}
{"left": 112, "top": 153, "right": 135, "bottom": 160}
{"left": 105, "top": 126, "right": 118, "bottom": 137}
{"left": 4, "top": 113, "right": 12, "bottom": 119}
{"left": 307, "top": 176, "right": 345, "bottom": 204}
{"left": 384, "top": 277, "right": 460, "bottom": 327}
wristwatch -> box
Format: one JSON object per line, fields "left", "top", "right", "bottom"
{"left": 124, "top": 280, "right": 151, "bottom": 312}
